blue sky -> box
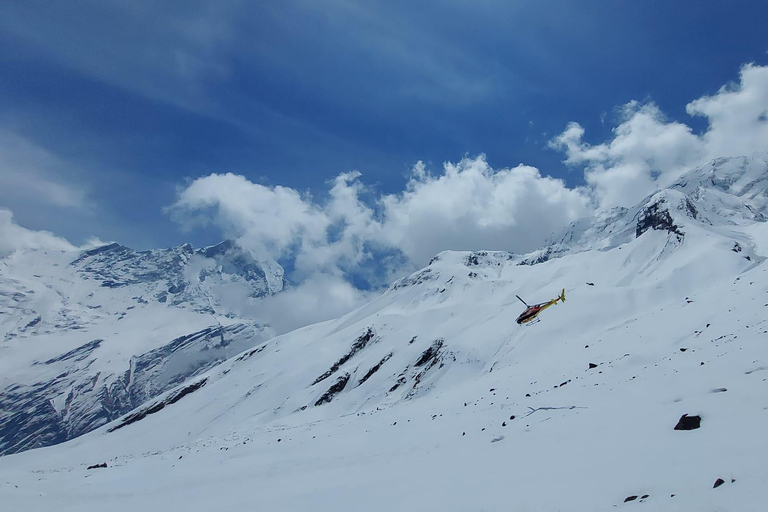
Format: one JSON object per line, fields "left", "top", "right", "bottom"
{"left": 1, "top": 0, "right": 767, "bottom": 257}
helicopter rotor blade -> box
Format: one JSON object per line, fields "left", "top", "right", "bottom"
{"left": 516, "top": 295, "right": 529, "bottom": 307}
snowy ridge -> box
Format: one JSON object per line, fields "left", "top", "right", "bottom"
{"left": 520, "top": 152, "right": 768, "bottom": 265}
{"left": 0, "top": 240, "right": 283, "bottom": 455}
{"left": 1, "top": 155, "right": 768, "bottom": 510}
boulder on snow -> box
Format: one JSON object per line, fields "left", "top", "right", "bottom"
{"left": 713, "top": 478, "right": 725, "bottom": 488}
{"left": 87, "top": 463, "right": 107, "bottom": 469}
{"left": 673, "top": 414, "right": 701, "bottom": 430}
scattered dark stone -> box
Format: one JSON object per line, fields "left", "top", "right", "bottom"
{"left": 510, "top": 415, "right": 515, "bottom": 420}
{"left": 502, "top": 422, "right": 507, "bottom": 427}
{"left": 640, "top": 494, "right": 649, "bottom": 499}
{"left": 277, "top": 438, "right": 281, "bottom": 442}
{"left": 624, "top": 495, "right": 638, "bottom": 502}
{"left": 87, "top": 463, "right": 107, "bottom": 469}
{"left": 711, "top": 388, "right": 727, "bottom": 393}
{"left": 670, "top": 494, "right": 675, "bottom": 497}
{"left": 586, "top": 282, "right": 595, "bottom": 286}
{"left": 674, "top": 414, "right": 701, "bottom": 430}
{"left": 731, "top": 478, "right": 736, "bottom": 483}
{"left": 179, "top": 456, "right": 182, "bottom": 459}
{"left": 559, "top": 380, "right": 569, "bottom": 387}
{"left": 585, "top": 345, "right": 589, "bottom": 348}
{"left": 481, "top": 428, "right": 485, "bottom": 431}
{"left": 589, "top": 363, "right": 598, "bottom": 369}
{"left": 489, "top": 388, "right": 496, "bottom": 392}
{"left": 680, "top": 348, "right": 687, "bottom": 352}
{"left": 462, "top": 432, "right": 465, "bottom": 436}
{"left": 713, "top": 478, "right": 725, "bottom": 488}
{"left": 700, "top": 362, "right": 705, "bottom": 366}
{"left": 525, "top": 393, "right": 531, "bottom": 397}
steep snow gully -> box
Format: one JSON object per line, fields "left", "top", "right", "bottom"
{"left": 1, "top": 154, "right": 768, "bottom": 511}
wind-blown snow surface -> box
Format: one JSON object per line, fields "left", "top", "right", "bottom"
{"left": 2, "top": 155, "right": 768, "bottom": 511}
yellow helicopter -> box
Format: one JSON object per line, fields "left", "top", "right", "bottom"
{"left": 515, "top": 289, "right": 566, "bottom": 325}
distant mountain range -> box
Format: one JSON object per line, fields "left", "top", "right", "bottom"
{"left": 2, "top": 153, "right": 768, "bottom": 511}
{"left": 0, "top": 239, "right": 285, "bottom": 454}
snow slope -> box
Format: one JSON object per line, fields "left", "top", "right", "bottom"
{"left": 0, "top": 240, "right": 284, "bottom": 454}
{"left": 1, "top": 154, "right": 767, "bottom": 511}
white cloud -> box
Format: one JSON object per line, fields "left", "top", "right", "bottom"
{"left": 550, "top": 102, "right": 705, "bottom": 208}
{"left": 0, "top": 130, "right": 89, "bottom": 210}
{"left": 254, "top": 274, "right": 375, "bottom": 335}
{"left": 551, "top": 63, "right": 768, "bottom": 208}
{"left": 171, "top": 156, "right": 590, "bottom": 275}
{"left": 0, "top": 208, "right": 76, "bottom": 255}
{"left": 170, "top": 172, "right": 328, "bottom": 261}
{"left": 686, "top": 63, "right": 768, "bottom": 160}
{"left": 378, "top": 157, "right": 590, "bottom": 264}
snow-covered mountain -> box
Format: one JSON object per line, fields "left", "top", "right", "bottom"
{"left": 1, "top": 154, "right": 767, "bottom": 511}
{"left": 0, "top": 240, "right": 285, "bottom": 455}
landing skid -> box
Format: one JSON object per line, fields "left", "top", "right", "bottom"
{"left": 524, "top": 317, "right": 541, "bottom": 326}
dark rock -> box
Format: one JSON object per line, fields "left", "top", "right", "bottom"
{"left": 24, "top": 316, "right": 42, "bottom": 329}
{"left": 510, "top": 415, "right": 515, "bottom": 420}
{"left": 636, "top": 199, "right": 684, "bottom": 238}
{"left": 713, "top": 478, "right": 725, "bottom": 488}
{"left": 108, "top": 378, "right": 209, "bottom": 432}
{"left": 673, "top": 414, "right": 701, "bottom": 430}
{"left": 358, "top": 351, "right": 394, "bottom": 386}
{"left": 679, "top": 348, "right": 687, "bottom": 352}
{"left": 588, "top": 363, "right": 598, "bottom": 369}
{"left": 314, "top": 373, "right": 351, "bottom": 406}
{"left": 414, "top": 339, "right": 444, "bottom": 367}
{"left": 586, "top": 282, "right": 595, "bottom": 286}
{"left": 502, "top": 422, "right": 507, "bottom": 427}
{"left": 312, "top": 328, "right": 376, "bottom": 385}
{"left": 624, "top": 495, "right": 638, "bottom": 502}
{"left": 87, "top": 463, "right": 107, "bottom": 469}
{"left": 640, "top": 494, "right": 649, "bottom": 499}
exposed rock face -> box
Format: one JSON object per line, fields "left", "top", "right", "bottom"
{"left": 0, "top": 323, "right": 264, "bottom": 455}
{"left": 673, "top": 414, "right": 702, "bottom": 430}
{"left": 108, "top": 378, "right": 209, "bottom": 432}
{"left": 636, "top": 199, "right": 685, "bottom": 238}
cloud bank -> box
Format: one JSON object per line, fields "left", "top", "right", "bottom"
{"left": 550, "top": 63, "right": 768, "bottom": 208}
{"left": 0, "top": 209, "right": 77, "bottom": 255}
